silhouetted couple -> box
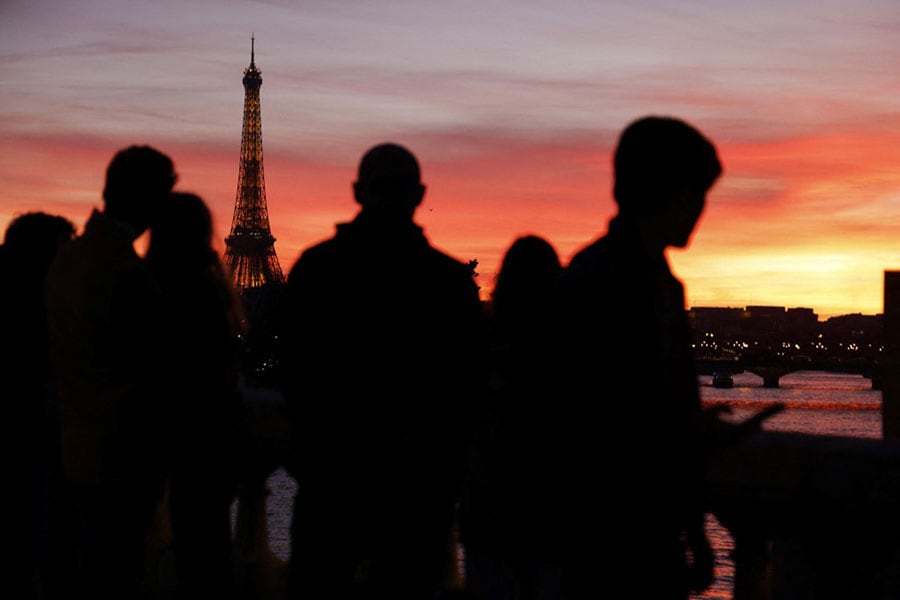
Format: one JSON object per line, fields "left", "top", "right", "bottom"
{"left": 44, "top": 146, "right": 246, "bottom": 599}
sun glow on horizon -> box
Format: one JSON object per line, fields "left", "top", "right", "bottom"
{"left": 2, "top": 0, "right": 899, "bottom": 318}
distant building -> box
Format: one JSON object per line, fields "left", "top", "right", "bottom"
{"left": 688, "top": 305, "right": 882, "bottom": 367}
{"left": 688, "top": 307, "right": 745, "bottom": 357}
{"left": 820, "top": 313, "right": 884, "bottom": 358}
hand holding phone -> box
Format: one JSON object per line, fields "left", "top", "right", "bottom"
{"left": 741, "top": 402, "right": 786, "bottom": 430}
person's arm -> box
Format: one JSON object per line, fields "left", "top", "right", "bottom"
{"left": 698, "top": 402, "right": 786, "bottom": 451}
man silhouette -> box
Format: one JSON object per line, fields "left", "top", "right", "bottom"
{"left": 551, "top": 116, "right": 725, "bottom": 599}
{"left": 45, "top": 145, "right": 176, "bottom": 599}
{"left": 281, "top": 142, "right": 487, "bottom": 599}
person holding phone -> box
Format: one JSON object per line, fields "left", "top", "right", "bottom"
{"left": 546, "top": 116, "right": 778, "bottom": 599}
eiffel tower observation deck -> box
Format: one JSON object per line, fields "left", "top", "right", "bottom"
{"left": 224, "top": 36, "right": 284, "bottom": 291}
{"left": 225, "top": 37, "right": 285, "bottom": 385}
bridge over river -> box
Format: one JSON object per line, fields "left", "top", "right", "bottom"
{"left": 695, "top": 356, "right": 880, "bottom": 388}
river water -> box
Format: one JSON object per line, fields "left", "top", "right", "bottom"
{"left": 693, "top": 370, "right": 881, "bottom": 600}
{"left": 255, "top": 370, "right": 882, "bottom": 599}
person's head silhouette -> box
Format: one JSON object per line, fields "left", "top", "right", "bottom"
{"left": 493, "top": 235, "right": 561, "bottom": 313}
{"left": 3, "top": 212, "right": 76, "bottom": 299}
{"left": 3, "top": 212, "right": 76, "bottom": 270}
{"left": 353, "top": 143, "right": 426, "bottom": 222}
{"left": 613, "top": 116, "right": 721, "bottom": 249}
{"left": 149, "top": 192, "right": 216, "bottom": 265}
{"left": 102, "top": 145, "right": 177, "bottom": 239}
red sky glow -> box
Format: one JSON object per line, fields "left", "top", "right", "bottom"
{"left": 2, "top": 0, "right": 899, "bottom": 318}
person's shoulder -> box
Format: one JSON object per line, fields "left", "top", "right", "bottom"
{"left": 287, "top": 233, "right": 340, "bottom": 270}
{"left": 299, "top": 236, "right": 340, "bottom": 261}
{"left": 558, "top": 236, "right": 611, "bottom": 284}
{"left": 423, "top": 245, "right": 478, "bottom": 281}
{"left": 284, "top": 232, "right": 351, "bottom": 294}
{"left": 427, "top": 244, "right": 468, "bottom": 268}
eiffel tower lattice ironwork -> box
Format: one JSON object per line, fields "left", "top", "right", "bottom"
{"left": 224, "top": 36, "right": 284, "bottom": 290}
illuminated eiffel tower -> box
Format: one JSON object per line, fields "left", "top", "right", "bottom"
{"left": 224, "top": 37, "right": 285, "bottom": 384}
{"left": 224, "top": 36, "right": 284, "bottom": 290}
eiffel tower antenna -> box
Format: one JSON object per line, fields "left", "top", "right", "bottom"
{"left": 224, "top": 36, "right": 284, "bottom": 290}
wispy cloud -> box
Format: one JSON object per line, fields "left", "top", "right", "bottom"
{"left": 2, "top": 0, "right": 899, "bottom": 315}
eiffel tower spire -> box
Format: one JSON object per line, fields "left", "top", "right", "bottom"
{"left": 224, "top": 36, "right": 284, "bottom": 290}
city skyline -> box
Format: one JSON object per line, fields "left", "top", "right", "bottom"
{"left": 2, "top": 1, "right": 899, "bottom": 319}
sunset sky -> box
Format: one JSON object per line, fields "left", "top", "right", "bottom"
{"left": 2, "top": 0, "right": 899, "bottom": 318}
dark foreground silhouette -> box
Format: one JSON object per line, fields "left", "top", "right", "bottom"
{"left": 548, "top": 116, "right": 766, "bottom": 599}
{"left": 280, "top": 142, "right": 488, "bottom": 600}
{"left": 3, "top": 120, "right": 788, "bottom": 600}
{"left": 147, "top": 191, "right": 250, "bottom": 599}
{"left": 0, "top": 212, "right": 75, "bottom": 600}
{"left": 45, "top": 145, "right": 177, "bottom": 600}
{"left": 460, "top": 234, "right": 565, "bottom": 600}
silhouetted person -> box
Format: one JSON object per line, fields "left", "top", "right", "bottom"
{"left": 146, "top": 191, "right": 249, "bottom": 599}
{"left": 45, "top": 145, "right": 177, "bottom": 599}
{"left": 0, "top": 212, "right": 75, "bottom": 600}
{"left": 280, "top": 142, "right": 488, "bottom": 599}
{"left": 460, "top": 234, "right": 564, "bottom": 600}
{"left": 550, "top": 116, "right": 725, "bottom": 598}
